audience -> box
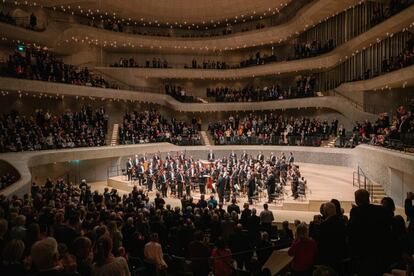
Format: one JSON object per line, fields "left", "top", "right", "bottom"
{"left": 0, "top": 106, "right": 108, "bottom": 152}
{"left": 0, "top": 172, "right": 18, "bottom": 190}
{"left": 288, "top": 223, "right": 317, "bottom": 276}
{"left": 0, "top": 10, "right": 44, "bottom": 31}
{"left": 119, "top": 110, "right": 201, "bottom": 146}
{"left": 1, "top": 47, "right": 117, "bottom": 89}
{"left": 0, "top": 171, "right": 411, "bottom": 276}
{"left": 293, "top": 39, "right": 335, "bottom": 59}
{"left": 208, "top": 113, "right": 332, "bottom": 146}
{"left": 207, "top": 76, "right": 316, "bottom": 102}
{"left": 164, "top": 84, "right": 198, "bottom": 103}
{"left": 351, "top": 99, "right": 414, "bottom": 148}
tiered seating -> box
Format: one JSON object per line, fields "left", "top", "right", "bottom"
{"left": 0, "top": 106, "right": 108, "bottom": 152}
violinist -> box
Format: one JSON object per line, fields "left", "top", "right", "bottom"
{"left": 126, "top": 158, "right": 133, "bottom": 181}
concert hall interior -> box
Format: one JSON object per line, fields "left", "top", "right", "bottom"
{"left": 0, "top": 0, "right": 414, "bottom": 276}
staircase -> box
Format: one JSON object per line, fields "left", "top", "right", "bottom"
{"left": 353, "top": 166, "right": 386, "bottom": 203}
{"left": 200, "top": 131, "right": 211, "bottom": 146}
{"left": 371, "top": 182, "right": 387, "bottom": 203}
{"left": 322, "top": 136, "right": 337, "bottom": 148}
{"left": 110, "top": 124, "right": 119, "bottom": 146}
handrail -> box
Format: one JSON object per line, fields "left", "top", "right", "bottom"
{"left": 353, "top": 166, "right": 374, "bottom": 202}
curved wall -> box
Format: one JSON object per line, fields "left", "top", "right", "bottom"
{"left": 1, "top": 144, "right": 413, "bottom": 207}
{"left": 0, "top": 0, "right": 359, "bottom": 52}
{"left": 93, "top": 5, "right": 414, "bottom": 79}
{"left": 0, "top": 77, "right": 378, "bottom": 123}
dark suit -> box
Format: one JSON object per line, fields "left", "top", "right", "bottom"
{"left": 126, "top": 161, "right": 133, "bottom": 181}
{"left": 318, "top": 215, "right": 347, "bottom": 269}
{"left": 177, "top": 173, "right": 185, "bottom": 198}
{"left": 207, "top": 152, "right": 215, "bottom": 162}
{"left": 217, "top": 176, "right": 226, "bottom": 204}
{"left": 348, "top": 204, "right": 392, "bottom": 276}
{"left": 160, "top": 173, "right": 168, "bottom": 197}
{"left": 227, "top": 203, "right": 240, "bottom": 214}
{"left": 266, "top": 173, "right": 276, "bottom": 201}
{"left": 188, "top": 240, "right": 211, "bottom": 276}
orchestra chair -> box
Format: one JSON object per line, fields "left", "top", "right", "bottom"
{"left": 121, "top": 169, "right": 127, "bottom": 181}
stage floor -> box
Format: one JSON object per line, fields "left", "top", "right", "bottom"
{"left": 104, "top": 162, "right": 357, "bottom": 215}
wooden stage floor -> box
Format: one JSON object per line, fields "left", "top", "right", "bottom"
{"left": 103, "top": 163, "right": 357, "bottom": 216}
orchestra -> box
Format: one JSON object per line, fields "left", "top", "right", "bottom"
{"left": 124, "top": 150, "right": 306, "bottom": 203}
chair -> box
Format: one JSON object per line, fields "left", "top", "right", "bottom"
{"left": 122, "top": 169, "right": 127, "bottom": 180}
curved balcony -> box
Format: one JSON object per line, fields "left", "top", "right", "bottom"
{"left": 0, "top": 76, "right": 380, "bottom": 124}
{"left": 0, "top": 0, "right": 359, "bottom": 53}
{"left": 93, "top": 5, "right": 414, "bottom": 80}
{"left": 38, "top": 0, "right": 293, "bottom": 25}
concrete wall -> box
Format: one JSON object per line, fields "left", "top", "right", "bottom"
{"left": 1, "top": 143, "right": 413, "bottom": 208}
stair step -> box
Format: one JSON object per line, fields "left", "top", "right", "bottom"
{"left": 200, "top": 131, "right": 211, "bottom": 146}
{"left": 110, "top": 124, "right": 119, "bottom": 146}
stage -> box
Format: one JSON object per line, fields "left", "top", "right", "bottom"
{"left": 106, "top": 162, "right": 357, "bottom": 213}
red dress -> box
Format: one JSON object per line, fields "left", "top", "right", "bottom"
{"left": 211, "top": 248, "right": 234, "bottom": 276}
{"left": 288, "top": 238, "right": 317, "bottom": 272}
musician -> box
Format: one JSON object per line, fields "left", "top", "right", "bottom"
{"left": 146, "top": 166, "right": 154, "bottom": 191}
{"left": 288, "top": 152, "right": 295, "bottom": 166}
{"left": 241, "top": 150, "right": 248, "bottom": 161}
{"left": 185, "top": 170, "right": 192, "bottom": 196}
{"left": 179, "top": 151, "right": 186, "bottom": 161}
{"left": 270, "top": 152, "right": 277, "bottom": 165}
{"left": 188, "top": 164, "right": 197, "bottom": 191}
{"left": 133, "top": 154, "right": 140, "bottom": 167}
{"left": 136, "top": 162, "right": 145, "bottom": 186}
{"left": 217, "top": 172, "right": 226, "bottom": 204}
{"left": 160, "top": 170, "right": 169, "bottom": 197}
{"left": 229, "top": 151, "right": 237, "bottom": 164}
{"left": 266, "top": 171, "right": 276, "bottom": 203}
{"left": 170, "top": 169, "right": 176, "bottom": 196}
{"left": 247, "top": 173, "right": 256, "bottom": 204}
{"left": 126, "top": 158, "right": 133, "bottom": 181}
{"left": 198, "top": 170, "right": 206, "bottom": 195}
{"left": 257, "top": 151, "right": 265, "bottom": 162}
{"left": 292, "top": 173, "right": 299, "bottom": 199}
{"left": 207, "top": 149, "right": 215, "bottom": 162}
{"left": 177, "top": 169, "right": 186, "bottom": 198}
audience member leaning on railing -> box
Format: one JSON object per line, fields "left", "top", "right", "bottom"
{"left": 208, "top": 113, "right": 333, "bottom": 146}
{"left": 119, "top": 110, "right": 202, "bottom": 146}
{"left": 0, "top": 105, "right": 108, "bottom": 152}
{"left": 1, "top": 46, "right": 118, "bottom": 89}
{"left": 206, "top": 75, "right": 316, "bottom": 102}
{"left": 352, "top": 100, "right": 414, "bottom": 149}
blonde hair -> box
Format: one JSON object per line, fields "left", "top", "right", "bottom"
{"left": 295, "top": 223, "right": 309, "bottom": 241}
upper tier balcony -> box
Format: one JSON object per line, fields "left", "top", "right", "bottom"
{"left": 92, "top": 5, "right": 414, "bottom": 80}
{"left": 0, "top": 0, "right": 360, "bottom": 53}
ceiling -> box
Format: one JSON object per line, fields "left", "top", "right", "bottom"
{"left": 34, "top": 0, "right": 292, "bottom": 25}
